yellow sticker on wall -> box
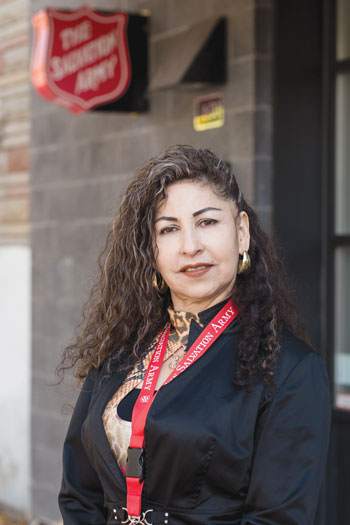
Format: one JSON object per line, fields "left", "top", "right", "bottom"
{"left": 193, "top": 92, "right": 225, "bottom": 131}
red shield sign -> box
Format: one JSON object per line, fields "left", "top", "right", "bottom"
{"left": 31, "top": 7, "right": 131, "bottom": 114}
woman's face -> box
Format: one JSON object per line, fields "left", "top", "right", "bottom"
{"left": 153, "top": 180, "right": 250, "bottom": 313}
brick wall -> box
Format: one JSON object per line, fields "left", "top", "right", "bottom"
{"left": 30, "top": 0, "right": 273, "bottom": 519}
{"left": 0, "top": 0, "right": 30, "bottom": 245}
{"left": 0, "top": 0, "right": 31, "bottom": 514}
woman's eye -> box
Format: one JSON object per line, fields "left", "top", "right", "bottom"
{"left": 198, "top": 218, "right": 218, "bottom": 227}
{"left": 159, "top": 225, "right": 177, "bottom": 234}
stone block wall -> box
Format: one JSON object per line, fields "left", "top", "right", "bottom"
{"left": 30, "top": 0, "right": 273, "bottom": 519}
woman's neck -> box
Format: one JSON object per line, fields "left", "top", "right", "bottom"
{"left": 170, "top": 291, "right": 232, "bottom": 314}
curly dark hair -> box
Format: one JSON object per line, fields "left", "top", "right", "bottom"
{"left": 58, "top": 144, "right": 308, "bottom": 387}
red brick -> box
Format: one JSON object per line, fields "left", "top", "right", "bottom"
{"left": 4, "top": 181, "right": 29, "bottom": 198}
{"left": 6, "top": 146, "right": 29, "bottom": 172}
{"left": 0, "top": 197, "right": 29, "bottom": 223}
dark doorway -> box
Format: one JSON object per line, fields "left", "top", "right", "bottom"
{"left": 273, "top": 0, "right": 326, "bottom": 523}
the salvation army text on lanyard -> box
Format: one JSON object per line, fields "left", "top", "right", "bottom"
{"left": 125, "top": 298, "right": 238, "bottom": 522}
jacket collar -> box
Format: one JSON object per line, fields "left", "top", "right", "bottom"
{"left": 197, "top": 297, "right": 240, "bottom": 334}
{"left": 186, "top": 297, "right": 240, "bottom": 348}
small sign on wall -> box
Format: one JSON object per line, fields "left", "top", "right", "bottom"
{"left": 193, "top": 92, "right": 225, "bottom": 132}
{"left": 31, "top": 7, "right": 148, "bottom": 114}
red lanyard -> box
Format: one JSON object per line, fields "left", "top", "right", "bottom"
{"left": 125, "top": 298, "right": 238, "bottom": 519}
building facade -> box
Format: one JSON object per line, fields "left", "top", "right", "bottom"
{"left": 0, "top": 0, "right": 348, "bottom": 523}
{"left": 30, "top": 1, "right": 273, "bottom": 519}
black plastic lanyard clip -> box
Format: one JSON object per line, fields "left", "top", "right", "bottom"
{"left": 126, "top": 447, "right": 144, "bottom": 479}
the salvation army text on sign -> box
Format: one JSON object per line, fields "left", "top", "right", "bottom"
{"left": 31, "top": 7, "right": 148, "bottom": 114}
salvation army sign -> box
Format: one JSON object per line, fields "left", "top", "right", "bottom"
{"left": 31, "top": 7, "right": 145, "bottom": 114}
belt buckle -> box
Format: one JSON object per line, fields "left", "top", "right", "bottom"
{"left": 121, "top": 514, "right": 141, "bottom": 524}
{"left": 143, "top": 509, "right": 153, "bottom": 525}
{"left": 121, "top": 507, "right": 154, "bottom": 525}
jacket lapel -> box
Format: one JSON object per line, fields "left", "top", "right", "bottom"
{"left": 89, "top": 366, "right": 129, "bottom": 490}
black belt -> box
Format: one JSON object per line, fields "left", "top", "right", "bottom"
{"left": 110, "top": 506, "right": 169, "bottom": 525}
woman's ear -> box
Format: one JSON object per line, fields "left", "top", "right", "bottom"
{"left": 237, "top": 211, "right": 250, "bottom": 254}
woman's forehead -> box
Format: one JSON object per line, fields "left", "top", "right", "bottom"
{"left": 155, "top": 180, "right": 237, "bottom": 216}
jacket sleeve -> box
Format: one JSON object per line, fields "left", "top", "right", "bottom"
{"left": 241, "top": 351, "right": 331, "bottom": 525}
{"left": 58, "top": 368, "right": 107, "bottom": 525}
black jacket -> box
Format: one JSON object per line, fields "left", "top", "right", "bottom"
{"left": 59, "top": 307, "right": 331, "bottom": 525}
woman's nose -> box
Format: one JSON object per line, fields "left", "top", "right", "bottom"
{"left": 180, "top": 227, "right": 202, "bottom": 256}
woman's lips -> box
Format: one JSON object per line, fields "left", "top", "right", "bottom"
{"left": 179, "top": 264, "right": 213, "bottom": 277}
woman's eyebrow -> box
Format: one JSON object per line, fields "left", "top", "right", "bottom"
{"left": 192, "top": 207, "right": 222, "bottom": 217}
{"left": 155, "top": 215, "right": 178, "bottom": 223}
{"left": 155, "top": 207, "right": 222, "bottom": 223}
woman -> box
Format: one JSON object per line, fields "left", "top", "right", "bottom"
{"left": 58, "top": 145, "right": 331, "bottom": 525}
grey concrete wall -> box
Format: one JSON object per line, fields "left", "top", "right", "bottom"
{"left": 30, "top": 0, "right": 273, "bottom": 519}
{"left": 253, "top": 0, "right": 273, "bottom": 229}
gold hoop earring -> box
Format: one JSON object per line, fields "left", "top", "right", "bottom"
{"left": 152, "top": 272, "right": 168, "bottom": 293}
{"left": 237, "top": 250, "right": 251, "bottom": 275}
